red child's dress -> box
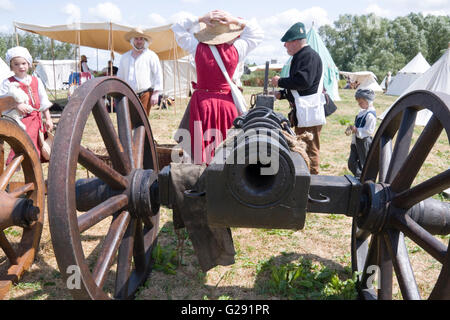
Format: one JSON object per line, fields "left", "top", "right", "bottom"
{"left": 6, "top": 76, "right": 47, "bottom": 163}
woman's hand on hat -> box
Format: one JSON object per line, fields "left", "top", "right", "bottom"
{"left": 200, "top": 10, "right": 241, "bottom": 27}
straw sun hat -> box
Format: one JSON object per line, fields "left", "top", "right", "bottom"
{"left": 194, "top": 20, "right": 244, "bottom": 45}
{"left": 124, "top": 27, "right": 152, "bottom": 44}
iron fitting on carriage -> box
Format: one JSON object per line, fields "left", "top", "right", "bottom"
{"left": 0, "top": 191, "right": 40, "bottom": 229}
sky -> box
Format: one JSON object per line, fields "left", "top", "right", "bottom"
{"left": 0, "top": 0, "right": 449, "bottom": 69}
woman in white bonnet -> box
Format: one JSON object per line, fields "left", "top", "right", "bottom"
{"left": 0, "top": 46, "right": 54, "bottom": 163}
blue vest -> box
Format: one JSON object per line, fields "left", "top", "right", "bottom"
{"left": 355, "top": 110, "right": 376, "bottom": 128}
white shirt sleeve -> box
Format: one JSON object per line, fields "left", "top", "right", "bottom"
{"left": 37, "top": 77, "right": 52, "bottom": 111}
{"left": 149, "top": 51, "right": 163, "bottom": 92}
{"left": 356, "top": 110, "right": 376, "bottom": 139}
{"left": 171, "top": 16, "right": 200, "bottom": 56}
{"left": 0, "top": 78, "right": 10, "bottom": 97}
{"left": 233, "top": 18, "right": 264, "bottom": 62}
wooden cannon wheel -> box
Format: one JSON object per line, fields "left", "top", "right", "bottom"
{"left": 0, "top": 118, "right": 45, "bottom": 299}
{"left": 47, "top": 77, "right": 160, "bottom": 299}
{"left": 352, "top": 90, "right": 450, "bottom": 300}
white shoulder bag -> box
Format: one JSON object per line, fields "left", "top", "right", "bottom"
{"left": 209, "top": 45, "right": 247, "bottom": 115}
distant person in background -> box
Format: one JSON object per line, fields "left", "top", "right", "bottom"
{"left": 80, "top": 55, "right": 93, "bottom": 74}
{"left": 101, "top": 60, "right": 118, "bottom": 76}
{"left": 385, "top": 71, "right": 392, "bottom": 92}
{"left": 117, "top": 27, "right": 163, "bottom": 117}
{"left": 346, "top": 88, "right": 376, "bottom": 178}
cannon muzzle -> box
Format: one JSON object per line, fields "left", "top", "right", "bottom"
{"left": 205, "top": 107, "right": 310, "bottom": 229}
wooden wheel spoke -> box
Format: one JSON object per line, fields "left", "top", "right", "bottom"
{"left": 377, "top": 234, "right": 393, "bottom": 299}
{"left": 9, "top": 183, "right": 34, "bottom": 198}
{"left": 116, "top": 96, "right": 135, "bottom": 170}
{"left": 92, "top": 98, "right": 131, "bottom": 175}
{"left": 0, "top": 231, "right": 18, "bottom": 265}
{"left": 115, "top": 218, "right": 137, "bottom": 299}
{"left": 360, "top": 235, "right": 379, "bottom": 289}
{"left": 393, "top": 169, "right": 450, "bottom": 209}
{"left": 383, "top": 229, "right": 421, "bottom": 300}
{"left": 133, "top": 219, "right": 146, "bottom": 274}
{"left": 390, "top": 116, "right": 443, "bottom": 193}
{"left": 391, "top": 213, "right": 447, "bottom": 264}
{"left": 378, "top": 136, "right": 392, "bottom": 183}
{"left": 385, "top": 108, "right": 417, "bottom": 183}
{"left": 92, "top": 210, "right": 131, "bottom": 289}
{"left": 78, "top": 146, "right": 128, "bottom": 190}
{"left": 132, "top": 126, "right": 146, "bottom": 169}
{"left": 0, "top": 155, "right": 24, "bottom": 191}
{"left": 78, "top": 194, "right": 129, "bottom": 233}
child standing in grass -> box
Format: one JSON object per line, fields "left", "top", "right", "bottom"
{"left": 0, "top": 46, "right": 54, "bottom": 162}
{"left": 346, "top": 89, "right": 376, "bottom": 178}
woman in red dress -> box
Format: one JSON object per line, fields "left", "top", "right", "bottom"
{"left": 172, "top": 10, "right": 263, "bottom": 164}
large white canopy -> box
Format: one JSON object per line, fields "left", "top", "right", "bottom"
{"left": 380, "top": 47, "right": 450, "bottom": 126}
{"left": 14, "top": 21, "right": 188, "bottom": 61}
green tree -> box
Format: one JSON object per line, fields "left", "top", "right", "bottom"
{"left": 318, "top": 12, "right": 449, "bottom": 82}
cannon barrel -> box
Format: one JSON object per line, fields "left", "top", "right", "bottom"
{"left": 205, "top": 106, "right": 310, "bottom": 229}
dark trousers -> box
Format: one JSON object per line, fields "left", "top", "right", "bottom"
{"left": 348, "top": 137, "right": 372, "bottom": 178}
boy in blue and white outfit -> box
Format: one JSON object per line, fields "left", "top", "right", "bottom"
{"left": 347, "top": 89, "right": 377, "bottom": 178}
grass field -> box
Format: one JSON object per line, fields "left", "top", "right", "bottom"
{"left": 1, "top": 86, "right": 449, "bottom": 300}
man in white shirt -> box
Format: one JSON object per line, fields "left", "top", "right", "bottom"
{"left": 117, "top": 28, "right": 163, "bottom": 116}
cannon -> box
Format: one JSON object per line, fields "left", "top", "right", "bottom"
{"left": 0, "top": 114, "right": 45, "bottom": 299}
{"left": 44, "top": 77, "right": 449, "bottom": 300}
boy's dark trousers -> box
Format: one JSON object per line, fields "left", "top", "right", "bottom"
{"left": 348, "top": 136, "right": 373, "bottom": 178}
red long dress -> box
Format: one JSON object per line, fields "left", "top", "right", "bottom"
{"left": 190, "top": 43, "right": 239, "bottom": 164}
{"left": 6, "top": 76, "right": 46, "bottom": 163}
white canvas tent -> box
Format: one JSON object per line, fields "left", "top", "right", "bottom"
{"left": 161, "top": 56, "right": 196, "bottom": 98}
{"left": 34, "top": 60, "right": 77, "bottom": 90}
{"left": 307, "top": 27, "right": 341, "bottom": 101}
{"left": 380, "top": 46, "right": 450, "bottom": 126}
{"left": 339, "top": 71, "right": 383, "bottom": 92}
{"left": 0, "top": 57, "right": 13, "bottom": 82}
{"left": 385, "top": 52, "right": 431, "bottom": 96}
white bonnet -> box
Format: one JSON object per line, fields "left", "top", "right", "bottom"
{"left": 5, "top": 46, "right": 33, "bottom": 67}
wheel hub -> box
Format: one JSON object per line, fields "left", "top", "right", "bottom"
{"left": 129, "top": 169, "right": 160, "bottom": 220}
{"left": 356, "top": 181, "right": 394, "bottom": 233}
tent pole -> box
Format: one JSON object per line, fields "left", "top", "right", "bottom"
{"left": 77, "top": 31, "right": 81, "bottom": 74}
{"left": 109, "top": 22, "right": 113, "bottom": 76}
{"left": 14, "top": 26, "right": 19, "bottom": 46}
{"left": 51, "top": 39, "right": 57, "bottom": 101}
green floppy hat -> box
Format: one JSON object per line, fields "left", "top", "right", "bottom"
{"left": 281, "top": 22, "right": 307, "bottom": 42}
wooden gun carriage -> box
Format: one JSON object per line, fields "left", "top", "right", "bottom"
{"left": 1, "top": 77, "right": 449, "bottom": 300}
